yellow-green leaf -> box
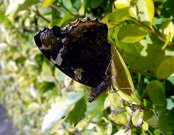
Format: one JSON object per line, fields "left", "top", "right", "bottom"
{"left": 137, "top": 0, "right": 154, "bottom": 25}
{"left": 111, "top": 46, "right": 141, "bottom": 104}
{"left": 102, "top": 8, "right": 131, "bottom": 29}
{"left": 113, "top": 0, "right": 131, "bottom": 9}
{"left": 42, "top": 92, "right": 84, "bottom": 133}
{"left": 117, "top": 24, "right": 147, "bottom": 43}
{"left": 132, "top": 109, "right": 143, "bottom": 127}
{"left": 110, "top": 111, "right": 128, "bottom": 125}
{"left": 156, "top": 57, "right": 174, "bottom": 79}
{"left": 42, "top": 0, "right": 55, "bottom": 8}
{"left": 146, "top": 80, "right": 165, "bottom": 107}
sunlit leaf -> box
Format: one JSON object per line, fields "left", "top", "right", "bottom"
{"left": 42, "top": 0, "right": 55, "bottom": 8}
{"left": 108, "top": 92, "right": 124, "bottom": 108}
{"left": 110, "top": 46, "right": 141, "bottom": 104}
{"left": 64, "top": 76, "right": 72, "bottom": 87}
{"left": 6, "top": 0, "right": 22, "bottom": 15}
{"left": 167, "top": 75, "right": 174, "bottom": 85}
{"left": 110, "top": 111, "right": 128, "bottom": 125}
{"left": 160, "top": 21, "right": 174, "bottom": 50}
{"left": 42, "top": 92, "right": 84, "bottom": 133}
{"left": 86, "top": 93, "right": 107, "bottom": 122}
{"left": 6, "top": 0, "right": 39, "bottom": 15}
{"left": 27, "top": 102, "right": 40, "bottom": 113}
{"left": 62, "top": 0, "right": 72, "bottom": 10}
{"left": 7, "top": 60, "right": 18, "bottom": 72}
{"left": 160, "top": 21, "right": 174, "bottom": 41}
{"left": 161, "top": 32, "right": 171, "bottom": 50}
{"left": 117, "top": 24, "right": 147, "bottom": 43}
{"left": 67, "top": 98, "right": 86, "bottom": 124}
{"left": 102, "top": 8, "right": 131, "bottom": 28}
{"left": 137, "top": 0, "right": 154, "bottom": 25}
{"left": 109, "top": 27, "right": 174, "bottom": 79}
{"left": 40, "top": 62, "right": 55, "bottom": 82}
{"left": 113, "top": 0, "right": 130, "bottom": 9}
{"left": 17, "top": 0, "right": 40, "bottom": 11}
{"left": 142, "top": 121, "right": 148, "bottom": 131}
{"left": 132, "top": 109, "right": 143, "bottom": 127}
{"left": 114, "top": 128, "right": 131, "bottom": 135}
{"left": 79, "top": 4, "right": 85, "bottom": 16}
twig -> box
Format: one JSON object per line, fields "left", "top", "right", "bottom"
{"left": 142, "top": 23, "right": 166, "bottom": 42}
{"left": 33, "top": 9, "right": 50, "bottom": 23}
{"left": 50, "top": 2, "right": 77, "bottom": 17}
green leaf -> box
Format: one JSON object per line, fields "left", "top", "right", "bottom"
{"left": 0, "top": 10, "right": 5, "bottom": 21}
{"left": 7, "top": 60, "right": 18, "bottom": 72}
{"left": 114, "top": 128, "right": 132, "bottom": 135}
{"left": 40, "top": 62, "right": 55, "bottom": 82}
{"left": 137, "top": 0, "right": 154, "bottom": 25}
{"left": 146, "top": 80, "right": 165, "bottom": 108}
{"left": 132, "top": 109, "right": 143, "bottom": 127}
{"left": 91, "top": 0, "right": 104, "bottom": 8}
{"left": 6, "top": 0, "right": 39, "bottom": 15}
{"left": 160, "top": 21, "right": 174, "bottom": 50}
{"left": 117, "top": 24, "right": 147, "bottom": 43}
{"left": 102, "top": 8, "right": 131, "bottom": 28}
{"left": 110, "top": 46, "right": 141, "bottom": 104}
{"left": 144, "top": 109, "right": 171, "bottom": 135}
{"left": 86, "top": 93, "right": 106, "bottom": 122}
{"left": 109, "top": 26, "right": 174, "bottom": 79}
{"left": 142, "top": 121, "right": 149, "bottom": 131}
{"left": 62, "top": 0, "right": 72, "bottom": 11}
{"left": 144, "top": 110, "right": 159, "bottom": 128}
{"left": 113, "top": 0, "right": 131, "bottom": 9}
{"left": 156, "top": 57, "right": 174, "bottom": 79}
{"left": 67, "top": 98, "right": 86, "bottom": 124}
{"left": 6, "top": 0, "right": 20, "bottom": 15}
{"left": 41, "top": 92, "right": 84, "bottom": 133}
{"left": 156, "top": 115, "right": 171, "bottom": 135}
{"left": 79, "top": 0, "right": 87, "bottom": 16}
{"left": 166, "top": 109, "right": 174, "bottom": 130}
{"left": 42, "top": 0, "right": 55, "bottom": 8}
{"left": 110, "top": 111, "right": 128, "bottom": 125}
{"left": 57, "top": 12, "right": 71, "bottom": 27}
{"left": 108, "top": 92, "right": 124, "bottom": 108}
{"left": 161, "top": 32, "right": 171, "bottom": 50}
{"left": 167, "top": 75, "right": 174, "bottom": 86}
{"left": 17, "top": 0, "right": 40, "bottom": 11}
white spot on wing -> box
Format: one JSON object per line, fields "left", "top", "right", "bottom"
{"left": 74, "top": 68, "right": 84, "bottom": 81}
{"left": 50, "top": 57, "right": 57, "bottom": 65}
{"left": 56, "top": 53, "right": 63, "bottom": 66}
{"left": 62, "top": 38, "right": 66, "bottom": 44}
{"left": 55, "top": 46, "right": 64, "bottom": 66}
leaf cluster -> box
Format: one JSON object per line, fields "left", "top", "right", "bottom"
{"left": 0, "top": 0, "right": 174, "bottom": 135}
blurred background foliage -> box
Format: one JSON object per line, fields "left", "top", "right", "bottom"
{"left": 0, "top": 0, "right": 174, "bottom": 135}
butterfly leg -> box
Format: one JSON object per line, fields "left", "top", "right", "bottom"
{"left": 88, "top": 74, "right": 111, "bottom": 102}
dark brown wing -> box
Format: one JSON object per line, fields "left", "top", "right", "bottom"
{"left": 34, "top": 18, "right": 111, "bottom": 88}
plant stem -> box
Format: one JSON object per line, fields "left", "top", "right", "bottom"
{"left": 140, "top": 22, "right": 165, "bottom": 42}
{"left": 50, "top": 3, "right": 77, "bottom": 18}
{"left": 33, "top": 9, "right": 50, "bottom": 23}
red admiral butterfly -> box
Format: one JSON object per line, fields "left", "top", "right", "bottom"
{"left": 34, "top": 17, "right": 111, "bottom": 102}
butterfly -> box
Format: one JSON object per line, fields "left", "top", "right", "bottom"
{"left": 34, "top": 17, "right": 111, "bottom": 102}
